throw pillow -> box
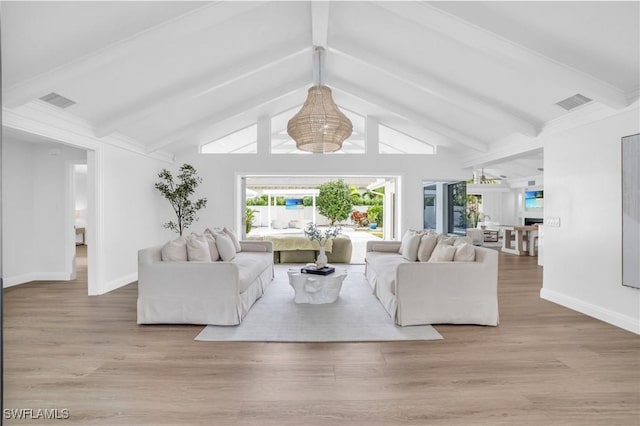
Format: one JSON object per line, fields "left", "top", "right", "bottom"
{"left": 214, "top": 233, "right": 236, "bottom": 261}
{"left": 161, "top": 237, "right": 187, "bottom": 262}
{"left": 203, "top": 233, "right": 220, "bottom": 261}
{"left": 401, "top": 233, "right": 422, "bottom": 261}
{"left": 417, "top": 234, "right": 438, "bottom": 262}
{"left": 453, "top": 242, "right": 476, "bottom": 262}
{"left": 398, "top": 230, "right": 422, "bottom": 254}
{"left": 453, "top": 236, "right": 474, "bottom": 246}
{"left": 428, "top": 242, "right": 456, "bottom": 262}
{"left": 223, "top": 227, "right": 242, "bottom": 253}
{"left": 372, "top": 243, "right": 401, "bottom": 253}
{"left": 186, "top": 234, "right": 211, "bottom": 262}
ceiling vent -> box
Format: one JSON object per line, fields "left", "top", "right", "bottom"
{"left": 39, "top": 92, "right": 76, "bottom": 109}
{"left": 555, "top": 93, "right": 591, "bottom": 111}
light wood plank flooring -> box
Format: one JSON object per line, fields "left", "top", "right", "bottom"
{"left": 3, "top": 246, "right": 639, "bottom": 425}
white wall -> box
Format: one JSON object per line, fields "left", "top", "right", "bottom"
{"left": 2, "top": 134, "right": 171, "bottom": 292}
{"left": 100, "top": 144, "right": 175, "bottom": 292}
{"left": 2, "top": 139, "right": 86, "bottom": 286}
{"left": 2, "top": 139, "right": 36, "bottom": 285}
{"left": 74, "top": 164, "right": 88, "bottom": 228}
{"left": 542, "top": 107, "right": 640, "bottom": 334}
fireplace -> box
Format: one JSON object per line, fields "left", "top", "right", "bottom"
{"left": 525, "top": 218, "right": 543, "bottom": 226}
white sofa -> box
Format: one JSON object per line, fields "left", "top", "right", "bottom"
{"left": 137, "top": 240, "right": 274, "bottom": 325}
{"left": 365, "top": 239, "right": 499, "bottom": 326}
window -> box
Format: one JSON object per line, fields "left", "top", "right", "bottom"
{"left": 200, "top": 124, "right": 257, "bottom": 154}
{"left": 379, "top": 124, "right": 435, "bottom": 154}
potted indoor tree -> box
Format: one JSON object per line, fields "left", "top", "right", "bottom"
{"left": 155, "top": 164, "right": 207, "bottom": 236}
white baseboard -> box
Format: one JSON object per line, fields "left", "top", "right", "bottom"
{"left": 3, "top": 272, "right": 73, "bottom": 288}
{"left": 540, "top": 288, "right": 640, "bottom": 335}
{"left": 102, "top": 272, "right": 138, "bottom": 294}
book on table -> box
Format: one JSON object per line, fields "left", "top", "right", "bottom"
{"left": 301, "top": 266, "right": 335, "bottom": 275}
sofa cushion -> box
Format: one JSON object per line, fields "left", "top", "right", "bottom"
{"left": 186, "top": 234, "right": 211, "bottom": 262}
{"left": 454, "top": 243, "right": 476, "bottom": 262}
{"left": 203, "top": 233, "right": 220, "bottom": 261}
{"left": 428, "top": 242, "right": 457, "bottom": 262}
{"left": 232, "top": 252, "right": 273, "bottom": 292}
{"left": 417, "top": 234, "right": 439, "bottom": 262}
{"left": 398, "top": 230, "right": 422, "bottom": 254}
{"left": 214, "top": 233, "right": 236, "bottom": 261}
{"left": 223, "top": 227, "right": 242, "bottom": 253}
{"left": 366, "top": 252, "right": 410, "bottom": 296}
{"left": 161, "top": 237, "right": 187, "bottom": 262}
{"left": 401, "top": 233, "right": 422, "bottom": 261}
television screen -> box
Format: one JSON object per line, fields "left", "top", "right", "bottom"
{"left": 285, "top": 198, "right": 304, "bottom": 209}
{"left": 525, "top": 190, "right": 543, "bottom": 199}
{"left": 525, "top": 198, "right": 544, "bottom": 209}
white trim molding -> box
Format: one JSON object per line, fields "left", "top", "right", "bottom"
{"left": 103, "top": 273, "right": 138, "bottom": 295}
{"left": 540, "top": 288, "right": 640, "bottom": 335}
{"left": 3, "top": 272, "right": 73, "bottom": 288}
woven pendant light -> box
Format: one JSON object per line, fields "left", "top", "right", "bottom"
{"left": 287, "top": 47, "right": 352, "bottom": 153}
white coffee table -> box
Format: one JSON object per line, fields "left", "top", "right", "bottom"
{"left": 287, "top": 268, "right": 347, "bottom": 304}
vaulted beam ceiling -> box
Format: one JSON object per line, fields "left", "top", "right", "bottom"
{"left": 331, "top": 78, "right": 488, "bottom": 152}
{"left": 95, "top": 44, "right": 311, "bottom": 138}
{"left": 376, "top": 1, "right": 630, "bottom": 109}
{"left": 2, "top": 0, "right": 637, "bottom": 181}
{"left": 329, "top": 41, "right": 539, "bottom": 137}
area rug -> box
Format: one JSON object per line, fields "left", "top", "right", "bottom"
{"left": 195, "top": 264, "right": 443, "bottom": 342}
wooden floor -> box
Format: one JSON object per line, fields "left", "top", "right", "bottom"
{"left": 3, "top": 246, "right": 639, "bottom": 425}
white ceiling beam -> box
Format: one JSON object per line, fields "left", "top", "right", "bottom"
{"left": 3, "top": 1, "right": 264, "bottom": 108}
{"left": 332, "top": 91, "right": 454, "bottom": 149}
{"left": 329, "top": 40, "right": 539, "bottom": 137}
{"left": 311, "top": 1, "right": 330, "bottom": 48}
{"left": 330, "top": 78, "right": 489, "bottom": 153}
{"left": 94, "top": 43, "right": 310, "bottom": 137}
{"left": 376, "top": 2, "right": 629, "bottom": 109}
{"left": 146, "top": 79, "right": 308, "bottom": 153}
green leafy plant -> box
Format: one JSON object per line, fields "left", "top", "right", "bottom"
{"left": 316, "top": 179, "right": 353, "bottom": 225}
{"left": 245, "top": 207, "right": 257, "bottom": 234}
{"left": 155, "top": 164, "right": 207, "bottom": 236}
{"left": 367, "top": 205, "right": 383, "bottom": 227}
{"left": 304, "top": 222, "right": 342, "bottom": 247}
{"left": 465, "top": 195, "right": 490, "bottom": 228}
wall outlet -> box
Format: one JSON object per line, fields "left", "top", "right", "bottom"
{"left": 546, "top": 217, "right": 561, "bottom": 227}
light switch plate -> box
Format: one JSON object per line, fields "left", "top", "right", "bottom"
{"left": 546, "top": 217, "right": 560, "bottom": 227}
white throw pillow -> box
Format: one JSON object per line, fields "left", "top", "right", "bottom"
{"left": 428, "top": 242, "right": 456, "bottom": 262}
{"left": 161, "top": 237, "right": 187, "bottom": 262}
{"left": 454, "top": 236, "right": 474, "bottom": 246}
{"left": 214, "top": 233, "right": 236, "bottom": 261}
{"left": 417, "top": 234, "right": 439, "bottom": 262}
{"left": 186, "top": 234, "right": 211, "bottom": 262}
{"left": 223, "top": 227, "right": 242, "bottom": 253}
{"left": 398, "top": 230, "right": 422, "bottom": 254}
{"left": 453, "top": 242, "right": 476, "bottom": 262}
{"left": 401, "top": 233, "right": 422, "bottom": 261}
{"left": 203, "top": 233, "right": 220, "bottom": 261}
{"left": 372, "top": 244, "right": 401, "bottom": 253}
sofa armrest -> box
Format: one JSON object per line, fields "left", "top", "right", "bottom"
{"left": 240, "top": 240, "right": 273, "bottom": 253}
{"left": 394, "top": 247, "right": 499, "bottom": 326}
{"left": 366, "top": 240, "right": 401, "bottom": 253}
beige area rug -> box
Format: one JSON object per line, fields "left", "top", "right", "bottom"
{"left": 195, "top": 264, "right": 443, "bottom": 342}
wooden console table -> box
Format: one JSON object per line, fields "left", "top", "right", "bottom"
{"left": 500, "top": 225, "right": 538, "bottom": 256}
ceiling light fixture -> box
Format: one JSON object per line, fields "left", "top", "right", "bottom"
{"left": 287, "top": 46, "right": 352, "bottom": 153}
{"left": 480, "top": 168, "right": 489, "bottom": 184}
